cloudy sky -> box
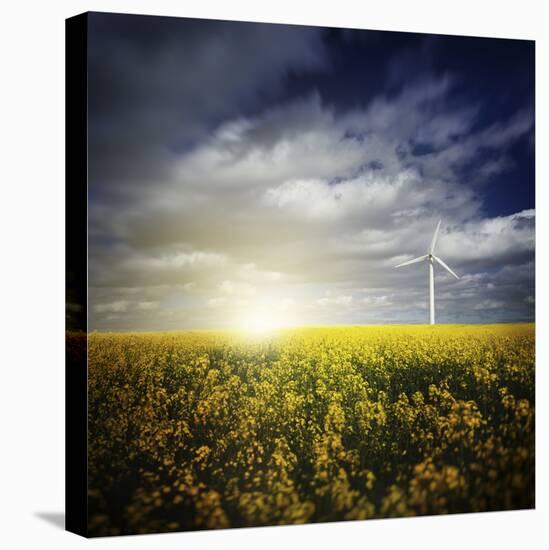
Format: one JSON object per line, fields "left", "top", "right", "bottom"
{"left": 87, "top": 12, "right": 535, "bottom": 330}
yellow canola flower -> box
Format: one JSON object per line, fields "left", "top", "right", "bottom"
{"left": 84, "top": 323, "right": 535, "bottom": 535}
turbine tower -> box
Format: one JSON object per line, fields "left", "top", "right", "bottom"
{"left": 395, "top": 220, "right": 459, "bottom": 325}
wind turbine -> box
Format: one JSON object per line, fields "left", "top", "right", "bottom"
{"left": 395, "top": 220, "right": 459, "bottom": 325}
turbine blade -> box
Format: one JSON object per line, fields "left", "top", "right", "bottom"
{"left": 430, "top": 219, "right": 442, "bottom": 254}
{"left": 395, "top": 254, "right": 428, "bottom": 268}
{"left": 433, "top": 255, "right": 459, "bottom": 279}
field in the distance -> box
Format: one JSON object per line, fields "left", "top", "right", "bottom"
{"left": 83, "top": 324, "right": 535, "bottom": 536}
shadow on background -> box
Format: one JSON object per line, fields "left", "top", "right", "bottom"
{"left": 35, "top": 512, "right": 65, "bottom": 530}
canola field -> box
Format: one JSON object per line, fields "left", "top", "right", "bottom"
{"left": 85, "top": 324, "right": 535, "bottom": 536}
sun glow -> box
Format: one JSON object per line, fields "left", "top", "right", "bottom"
{"left": 239, "top": 314, "right": 280, "bottom": 333}
{"left": 236, "top": 299, "right": 297, "bottom": 333}
{"left": 238, "top": 310, "right": 283, "bottom": 333}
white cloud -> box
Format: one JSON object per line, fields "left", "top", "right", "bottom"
{"left": 363, "top": 295, "right": 393, "bottom": 307}
{"left": 137, "top": 301, "right": 159, "bottom": 311}
{"left": 236, "top": 263, "right": 282, "bottom": 283}
{"left": 316, "top": 295, "right": 353, "bottom": 306}
{"left": 93, "top": 301, "right": 129, "bottom": 313}
{"left": 275, "top": 298, "right": 296, "bottom": 311}
{"left": 473, "top": 299, "right": 505, "bottom": 310}
{"left": 437, "top": 209, "right": 535, "bottom": 262}
{"left": 133, "top": 250, "right": 227, "bottom": 271}
{"left": 88, "top": 76, "right": 534, "bottom": 329}
{"left": 219, "top": 280, "right": 257, "bottom": 296}
{"left": 207, "top": 297, "right": 227, "bottom": 308}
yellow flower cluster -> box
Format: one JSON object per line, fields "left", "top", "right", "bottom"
{"left": 84, "top": 323, "right": 534, "bottom": 536}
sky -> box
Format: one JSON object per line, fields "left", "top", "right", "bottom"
{"left": 86, "top": 12, "right": 535, "bottom": 331}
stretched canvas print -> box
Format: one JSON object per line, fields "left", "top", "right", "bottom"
{"left": 66, "top": 11, "right": 535, "bottom": 537}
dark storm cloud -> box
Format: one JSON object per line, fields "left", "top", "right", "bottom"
{"left": 86, "top": 13, "right": 534, "bottom": 330}
{"left": 88, "top": 12, "right": 328, "bottom": 190}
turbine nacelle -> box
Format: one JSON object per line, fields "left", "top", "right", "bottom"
{"left": 394, "top": 219, "right": 459, "bottom": 324}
